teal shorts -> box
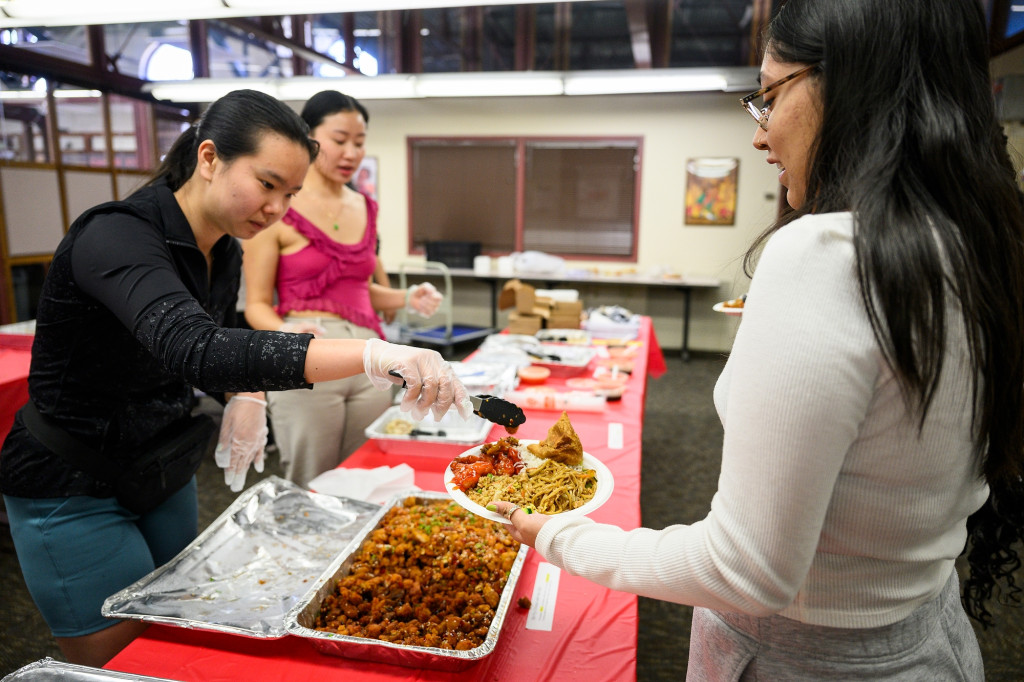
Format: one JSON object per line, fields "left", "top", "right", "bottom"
{"left": 3, "top": 479, "right": 198, "bottom": 637}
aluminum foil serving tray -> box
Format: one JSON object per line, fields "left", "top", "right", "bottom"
{"left": 285, "top": 490, "right": 530, "bottom": 671}
{"left": 2, "top": 658, "right": 178, "bottom": 682}
{"left": 102, "top": 476, "right": 381, "bottom": 638}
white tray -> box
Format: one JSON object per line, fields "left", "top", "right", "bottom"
{"left": 365, "top": 405, "right": 493, "bottom": 456}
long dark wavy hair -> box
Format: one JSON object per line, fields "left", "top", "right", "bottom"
{"left": 746, "top": 0, "right": 1024, "bottom": 627}
{"left": 147, "top": 89, "right": 319, "bottom": 191}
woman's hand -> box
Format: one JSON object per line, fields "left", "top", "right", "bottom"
{"left": 215, "top": 395, "right": 269, "bottom": 492}
{"left": 488, "top": 500, "right": 551, "bottom": 547}
{"left": 362, "top": 338, "right": 473, "bottom": 420}
{"left": 406, "top": 282, "right": 443, "bottom": 317}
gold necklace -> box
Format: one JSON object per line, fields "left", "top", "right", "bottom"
{"left": 326, "top": 200, "right": 344, "bottom": 232}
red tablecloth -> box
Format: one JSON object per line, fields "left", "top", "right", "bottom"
{"left": 106, "top": 319, "right": 660, "bottom": 682}
{"left": 0, "top": 334, "right": 32, "bottom": 444}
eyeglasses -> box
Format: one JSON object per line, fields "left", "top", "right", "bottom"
{"left": 739, "top": 64, "right": 817, "bottom": 131}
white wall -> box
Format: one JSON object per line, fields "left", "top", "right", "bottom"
{"left": 287, "top": 91, "right": 781, "bottom": 352}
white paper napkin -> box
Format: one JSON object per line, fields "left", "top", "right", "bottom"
{"left": 307, "top": 464, "right": 419, "bottom": 504}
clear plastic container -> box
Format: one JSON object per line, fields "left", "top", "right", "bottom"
{"left": 505, "top": 390, "right": 606, "bottom": 412}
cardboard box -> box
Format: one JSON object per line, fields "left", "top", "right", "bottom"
{"left": 498, "top": 279, "right": 537, "bottom": 314}
{"left": 547, "top": 314, "right": 581, "bottom": 330}
{"left": 531, "top": 304, "right": 552, "bottom": 319}
{"left": 552, "top": 300, "right": 583, "bottom": 316}
{"left": 516, "top": 286, "right": 537, "bottom": 314}
{"left": 507, "top": 311, "right": 543, "bottom": 334}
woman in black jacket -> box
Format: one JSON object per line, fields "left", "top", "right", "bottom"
{"left": 0, "top": 89, "right": 470, "bottom": 666}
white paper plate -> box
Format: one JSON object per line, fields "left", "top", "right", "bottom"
{"left": 444, "top": 440, "right": 614, "bottom": 524}
{"left": 712, "top": 302, "right": 743, "bottom": 316}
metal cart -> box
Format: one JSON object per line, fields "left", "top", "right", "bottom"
{"left": 396, "top": 261, "right": 492, "bottom": 357}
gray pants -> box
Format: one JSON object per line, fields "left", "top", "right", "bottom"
{"left": 267, "top": 317, "right": 391, "bottom": 488}
{"left": 687, "top": 569, "right": 983, "bottom": 681}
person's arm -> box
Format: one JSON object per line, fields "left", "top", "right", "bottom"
{"left": 72, "top": 213, "right": 312, "bottom": 394}
{"left": 368, "top": 281, "right": 408, "bottom": 312}
{"left": 370, "top": 280, "right": 443, "bottom": 317}
{"left": 241, "top": 225, "right": 287, "bottom": 331}
{"left": 373, "top": 257, "right": 397, "bottom": 323}
{"left": 373, "top": 256, "right": 390, "bottom": 288}
{"left": 525, "top": 215, "right": 878, "bottom": 615}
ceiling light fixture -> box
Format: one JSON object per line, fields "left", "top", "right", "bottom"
{"left": 143, "top": 68, "right": 759, "bottom": 104}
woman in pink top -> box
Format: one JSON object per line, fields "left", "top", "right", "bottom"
{"left": 243, "top": 91, "right": 441, "bottom": 486}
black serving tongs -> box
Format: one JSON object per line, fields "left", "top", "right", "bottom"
{"left": 388, "top": 370, "right": 527, "bottom": 434}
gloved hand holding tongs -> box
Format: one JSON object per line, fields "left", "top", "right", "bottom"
{"left": 388, "top": 370, "right": 527, "bottom": 434}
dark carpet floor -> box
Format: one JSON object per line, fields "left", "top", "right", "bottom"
{"left": 3, "top": 352, "right": 1023, "bottom": 679}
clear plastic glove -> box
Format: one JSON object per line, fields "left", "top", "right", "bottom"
{"left": 278, "top": 320, "right": 327, "bottom": 337}
{"left": 214, "top": 395, "right": 269, "bottom": 492}
{"left": 363, "top": 338, "right": 473, "bottom": 421}
{"left": 406, "top": 282, "right": 443, "bottom": 317}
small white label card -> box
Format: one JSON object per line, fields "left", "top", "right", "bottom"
{"left": 608, "top": 422, "right": 624, "bottom": 449}
{"left": 525, "top": 562, "right": 561, "bottom": 631}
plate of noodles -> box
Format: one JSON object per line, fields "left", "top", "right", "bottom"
{"left": 443, "top": 413, "right": 614, "bottom": 524}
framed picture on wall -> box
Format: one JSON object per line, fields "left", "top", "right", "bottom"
{"left": 354, "top": 156, "right": 378, "bottom": 201}
{"left": 684, "top": 157, "right": 738, "bottom": 226}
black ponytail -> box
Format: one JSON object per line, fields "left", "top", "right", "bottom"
{"left": 147, "top": 89, "right": 318, "bottom": 191}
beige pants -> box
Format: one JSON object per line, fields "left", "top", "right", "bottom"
{"left": 267, "top": 317, "right": 391, "bottom": 488}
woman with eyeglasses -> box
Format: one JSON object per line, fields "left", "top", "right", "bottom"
{"left": 492, "top": 0, "right": 1024, "bottom": 678}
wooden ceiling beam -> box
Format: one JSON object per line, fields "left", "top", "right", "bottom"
{"left": 221, "top": 17, "right": 358, "bottom": 74}
{"left": 623, "top": 0, "right": 653, "bottom": 69}
{"left": 514, "top": 4, "right": 536, "bottom": 71}
{"left": 553, "top": 2, "right": 572, "bottom": 71}
{"left": 0, "top": 43, "right": 156, "bottom": 103}
{"left": 748, "top": 0, "right": 773, "bottom": 66}
{"left": 462, "top": 6, "right": 483, "bottom": 71}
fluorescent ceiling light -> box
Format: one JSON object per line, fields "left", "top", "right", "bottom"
{"left": 0, "top": 88, "right": 101, "bottom": 100}
{"left": 277, "top": 76, "right": 417, "bottom": 101}
{"left": 0, "top": 0, "right": 603, "bottom": 28}
{"left": 564, "top": 70, "right": 729, "bottom": 96}
{"left": 144, "top": 68, "right": 759, "bottom": 103}
{"left": 145, "top": 80, "right": 278, "bottom": 103}
{"left": 414, "top": 72, "right": 563, "bottom": 98}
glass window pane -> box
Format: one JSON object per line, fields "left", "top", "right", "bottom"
{"left": 53, "top": 84, "right": 106, "bottom": 168}
{"left": 523, "top": 143, "right": 637, "bottom": 257}
{"left": 108, "top": 94, "right": 153, "bottom": 170}
{"left": 410, "top": 141, "right": 516, "bottom": 252}
{"left": 533, "top": 4, "right": 557, "bottom": 70}
{"left": 421, "top": 8, "right": 465, "bottom": 73}
{"left": 670, "top": 0, "right": 751, "bottom": 67}
{"left": 354, "top": 12, "right": 382, "bottom": 76}
{"left": 311, "top": 14, "right": 343, "bottom": 76}
{"left": 207, "top": 20, "right": 293, "bottom": 79}
{"left": 569, "top": 2, "right": 633, "bottom": 70}
{"left": 482, "top": 7, "right": 516, "bottom": 71}
{"left": 310, "top": 13, "right": 380, "bottom": 77}
{"left": 2, "top": 26, "right": 91, "bottom": 65}
{"left": 154, "top": 106, "right": 191, "bottom": 163}
{"left": 11, "top": 263, "right": 47, "bottom": 321}
{"left": 0, "top": 71, "right": 53, "bottom": 163}
{"left": 103, "top": 21, "right": 191, "bottom": 80}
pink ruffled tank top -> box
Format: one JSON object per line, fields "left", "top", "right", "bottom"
{"left": 274, "top": 194, "right": 383, "bottom": 338}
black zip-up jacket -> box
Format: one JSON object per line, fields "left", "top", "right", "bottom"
{"left": 0, "top": 182, "right": 312, "bottom": 499}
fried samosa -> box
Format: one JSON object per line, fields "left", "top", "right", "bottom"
{"left": 527, "top": 411, "right": 583, "bottom": 466}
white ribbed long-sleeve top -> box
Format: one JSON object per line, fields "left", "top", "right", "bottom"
{"left": 535, "top": 212, "right": 989, "bottom": 628}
